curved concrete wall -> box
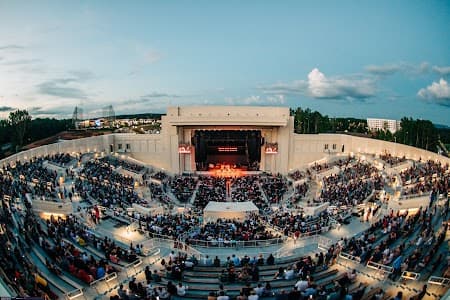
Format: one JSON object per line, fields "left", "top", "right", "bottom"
{"left": 1, "top": 132, "right": 448, "bottom": 174}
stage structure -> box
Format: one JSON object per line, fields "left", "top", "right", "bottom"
{"left": 162, "top": 106, "right": 293, "bottom": 174}
{"left": 22, "top": 105, "right": 447, "bottom": 177}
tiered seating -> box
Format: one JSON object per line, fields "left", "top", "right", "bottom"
{"left": 194, "top": 176, "right": 227, "bottom": 209}
{"left": 268, "top": 211, "right": 331, "bottom": 237}
{"left": 46, "top": 153, "right": 74, "bottom": 167}
{"left": 379, "top": 153, "right": 406, "bottom": 167}
{"left": 259, "top": 174, "right": 288, "bottom": 203}
{"left": 230, "top": 176, "right": 266, "bottom": 209}
{"left": 168, "top": 175, "right": 198, "bottom": 202}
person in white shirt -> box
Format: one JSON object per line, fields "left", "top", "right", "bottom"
{"left": 176, "top": 282, "right": 187, "bottom": 296}
{"left": 284, "top": 268, "right": 295, "bottom": 280}
{"left": 254, "top": 284, "right": 264, "bottom": 296}
{"left": 169, "top": 251, "right": 176, "bottom": 262}
{"left": 295, "top": 279, "right": 309, "bottom": 291}
{"left": 217, "top": 291, "right": 229, "bottom": 300}
{"left": 248, "top": 291, "right": 259, "bottom": 300}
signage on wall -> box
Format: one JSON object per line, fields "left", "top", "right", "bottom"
{"left": 265, "top": 143, "right": 278, "bottom": 154}
{"left": 178, "top": 144, "right": 191, "bottom": 154}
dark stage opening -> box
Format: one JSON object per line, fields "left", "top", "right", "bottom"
{"left": 192, "top": 130, "right": 263, "bottom": 171}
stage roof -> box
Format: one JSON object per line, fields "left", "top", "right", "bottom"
{"left": 164, "top": 106, "right": 290, "bottom": 126}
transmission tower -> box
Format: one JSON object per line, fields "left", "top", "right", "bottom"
{"left": 72, "top": 106, "right": 84, "bottom": 129}
{"left": 102, "top": 105, "right": 116, "bottom": 127}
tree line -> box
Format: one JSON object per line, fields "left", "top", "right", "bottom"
{"left": 291, "top": 107, "right": 446, "bottom": 153}
{"left": 0, "top": 108, "right": 447, "bottom": 158}
{"left": 0, "top": 110, "right": 72, "bottom": 157}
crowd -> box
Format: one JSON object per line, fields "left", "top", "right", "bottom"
{"left": 267, "top": 211, "right": 331, "bottom": 237}
{"left": 168, "top": 175, "right": 198, "bottom": 202}
{"left": 293, "top": 182, "right": 309, "bottom": 202}
{"left": 340, "top": 206, "right": 447, "bottom": 281}
{"left": 230, "top": 176, "right": 266, "bottom": 209}
{"left": 288, "top": 169, "right": 311, "bottom": 181}
{"left": 379, "top": 153, "right": 406, "bottom": 167}
{"left": 259, "top": 174, "right": 288, "bottom": 204}
{"left": 194, "top": 176, "right": 227, "bottom": 209}
{"left": 189, "top": 216, "right": 280, "bottom": 244}
{"left": 136, "top": 213, "right": 202, "bottom": 240}
{"left": 103, "top": 156, "right": 146, "bottom": 174}
{"left": 400, "top": 160, "right": 449, "bottom": 197}
{"left": 309, "top": 157, "right": 355, "bottom": 174}
{"left": 0, "top": 199, "right": 58, "bottom": 299}
{"left": 6, "top": 159, "right": 60, "bottom": 201}
{"left": 45, "top": 153, "right": 74, "bottom": 167}
{"left": 319, "top": 162, "right": 381, "bottom": 208}
{"left": 75, "top": 159, "right": 143, "bottom": 208}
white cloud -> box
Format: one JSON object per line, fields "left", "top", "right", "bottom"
{"left": 259, "top": 68, "right": 375, "bottom": 100}
{"left": 307, "top": 68, "right": 375, "bottom": 99}
{"left": 365, "top": 62, "right": 430, "bottom": 76}
{"left": 432, "top": 66, "right": 450, "bottom": 76}
{"left": 365, "top": 64, "right": 403, "bottom": 75}
{"left": 225, "top": 94, "right": 285, "bottom": 105}
{"left": 417, "top": 78, "right": 450, "bottom": 106}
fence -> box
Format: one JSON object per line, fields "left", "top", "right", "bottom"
{"left": 187, "top": 237, "right": 286, "bottom": 249}
{"left": 401, "top": 271, "right": 420, "bottom": 281}
{"left": 366, "top": 261, "right": 393, "bottom": 279}
{"left": 89, "top": 272, "right": 118, "bottom": 294}
{"left": 65, "top": 288, "right": 83, "bottom": 300}
{"left": 428, "top": 276, "right": 450, "bottom": 286}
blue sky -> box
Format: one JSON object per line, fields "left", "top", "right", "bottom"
{"left": 0, "top": 1, "right": 449, "bottom": 125}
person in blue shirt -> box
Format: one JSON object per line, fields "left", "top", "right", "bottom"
{"left": 96, "top": 265, "right": 106, "bottom": 279}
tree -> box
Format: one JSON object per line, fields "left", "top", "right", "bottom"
{"left": 8, "top": 109, "right": 31, "bottom": 151}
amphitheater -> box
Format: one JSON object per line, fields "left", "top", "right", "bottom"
{"left": 0, "top": 106, "right": 448, "bottom": 300}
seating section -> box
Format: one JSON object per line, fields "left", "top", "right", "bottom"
{"left": 0, "top": 152, "right": 448, "bottom": 300}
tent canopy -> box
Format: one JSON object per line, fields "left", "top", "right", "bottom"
{"left": 203, "top": 201, "right": 259, "bottom": 223}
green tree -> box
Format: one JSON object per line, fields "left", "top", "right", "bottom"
{"left": 8, "top": 109, "right": 31, "bottom": 151}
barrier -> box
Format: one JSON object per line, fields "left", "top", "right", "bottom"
{"left": 187, "top": 237, "right": 286, "bottom": 248}
{"left": 89, "top": 272, "right": 118, "bottom": 287}
{"left": 428, "top": 276, "right": 450, "bottom": 286}
{"left": 366, "top": 261, "right": 393, "bottom": 276}
{"left": 65, "top": 288, "right": 83, "bottom": 300}
{"left": 339, "top": 252, "right": 361, "bottom": 263}
{"left": 89, "top": 272, "right": 118, "bottom": 294}
{"left": 125, "top": 259, "right": 143, "bottom": 277}
{"left": 401, "top": 271, "right": 420, "bottom": 281}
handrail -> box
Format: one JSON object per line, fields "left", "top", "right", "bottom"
{"left": 89, "top": 272, "right": 118, "bottom": 287}
{"left": 124, "top": 259, "right": 143, "bottom": 269}
{"left": 186, "top": 237, "right": 286, "bottom": 248}
{"left": 428, "top": 276, "right": 450, "bottom": 286}
{"left": 366, "top": 261, "right": 393, "bottom": 274}
{"left": 401, "top": 271, "right": 420, "bottom": 281}
{"left": 65, "top": 288, "right": 83, "bottom": 300}
{"left": 339, "top": 252, "right": 361, "bottom": 263}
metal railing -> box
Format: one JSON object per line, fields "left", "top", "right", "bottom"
{"left": 150, "top": 237, "right": 204, "bottom": 261}
{"left": 186, "top": 237, "right": 286, "bottom": 248}
{"left": 366, "top": 261, "right": 393, "bottom": 274}
{"left": 338, "top": 252, "right": 361, "bottom": 263}
{"left": 65, "top": 288, "right": 83, "bottom": 300}
{"left": 401, "top": 271, "right": 420, "bottom": 281}
{"left": 428, "top": 276, "right": 450, "bottom": 286}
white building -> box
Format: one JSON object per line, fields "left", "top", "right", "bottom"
{"left": 367, "top": 118, "right": 401, "bottom": 133}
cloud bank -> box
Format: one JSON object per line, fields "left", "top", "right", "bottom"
{"left": 418, "top": 78, "right": 450, "bottom": 107}
{"left": 260, "top": 68, "right": 375, "bottom": 100}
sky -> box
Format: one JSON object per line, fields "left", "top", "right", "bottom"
{"left": 0, "top": 1, "right": 449, "bottom": 125}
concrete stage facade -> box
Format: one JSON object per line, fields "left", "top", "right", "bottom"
{"left": 1, "top": 105, "right": 449, "bottom": 175}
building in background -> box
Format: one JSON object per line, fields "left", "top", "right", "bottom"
{"left": 367, "top": 118, "right": 401, "bottom": 133}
